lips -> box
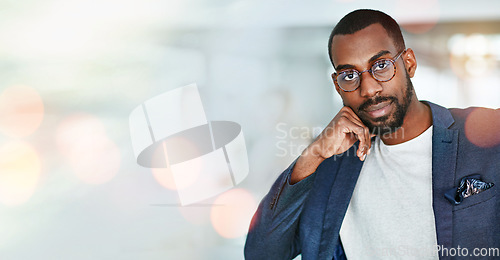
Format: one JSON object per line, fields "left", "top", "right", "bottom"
{"left": 363, "top": 101, "right": 393, "bottom": 118}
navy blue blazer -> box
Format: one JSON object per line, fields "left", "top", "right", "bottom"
{"left": 245, "top": 102, "right": 499, "bottom": 259}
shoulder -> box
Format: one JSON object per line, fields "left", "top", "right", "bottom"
{"left": 449, "top": 106, "right": 500, "bottom": 149}
{"left": 448, "top": 106, "right": 499, "bottom": 126}
{"left": 424, "top": 100, "right": 500, "bottom": 149}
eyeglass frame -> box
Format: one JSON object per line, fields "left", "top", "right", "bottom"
{"left": 333, "top": 50, "right": 406, "bottom": 92}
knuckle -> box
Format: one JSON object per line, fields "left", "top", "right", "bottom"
{"left": 336, "top": 115, "right": 349, "bottom": 125}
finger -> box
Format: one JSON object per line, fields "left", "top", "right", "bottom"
{"left": 342, "top": 113, "right": 370, "bottom": 157}
{"left": 340, "top": 120, "right": 369, "bottom": 159}
{"left": 342, "top": 108, "right": 372, "bottom": 156}
{"left": 357, "top": 124, "right": 370, "bottom": 160}
{"left": 341, "top": 107, "right": 365, "bottom": 126}
{"left": 341, "top": 108, "right": 371, "bottom": 140}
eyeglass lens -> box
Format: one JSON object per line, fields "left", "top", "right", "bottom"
{"left": 337, "top": 59, "right": 395, "bottom": 91}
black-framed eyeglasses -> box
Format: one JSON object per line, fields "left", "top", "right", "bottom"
{"left": 333, "top": 50, "right": 405, "bottom": 92}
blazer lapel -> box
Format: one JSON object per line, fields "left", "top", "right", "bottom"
{"left": 427, "top": 101, "right": 458, "bottom": 253}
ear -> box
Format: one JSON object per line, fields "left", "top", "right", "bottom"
{"left": 403, "top": 48, "right": 417, "bottom": 78}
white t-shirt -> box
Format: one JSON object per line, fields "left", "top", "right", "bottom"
{"left": 339, "top": 126, "right": 438, "bottom": 259}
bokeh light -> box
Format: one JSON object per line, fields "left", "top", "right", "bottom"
{"left": 0, "top": 85, "right": 44, "bottom": 138}
{"left": 151, "top": 167, "right": 177, "bottom": 190}
{"left": 151, "top": 165, "right": 200, "bottom": 191}
{"left": 56, "top": 113, "right": 121, "bottom": 185}
{"left": 151, "top": 138, "right": 201, "bottom": 191}
{"left": 464, "top": 108, "right": 500, "bottom": 148}
{"left": 0, "top": 141, "right": 41, "bottom": 206}
{"left": 210, "top": 188, "right": 257, "bottom": 239}
{"left": 448, "top": 34, "right": 496, "bottom": 79}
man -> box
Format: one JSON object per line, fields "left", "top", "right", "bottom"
{"left": 245, "top": 9, "right": 499, "bottom": 260}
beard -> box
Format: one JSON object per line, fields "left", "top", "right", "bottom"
{"left": 355, "top": 73, "right": 414, "bottom": 136}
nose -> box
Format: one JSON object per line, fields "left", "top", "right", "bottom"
{"left": 359, "top": 71, "right": 383, "bottom": 98}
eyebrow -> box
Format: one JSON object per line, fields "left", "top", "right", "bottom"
{"left": 335, "top": 50, "right": 392, "bottom": 72}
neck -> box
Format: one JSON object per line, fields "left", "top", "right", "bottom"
{"left": 380, "top": 99, "right": 432, "bottom": 145}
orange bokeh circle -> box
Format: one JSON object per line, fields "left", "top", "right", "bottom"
{"left": 465, "top": 108, "right": 500, "bottom": 148}
{"left": 56, "top": 113, "right": 121, "bottom": 184}
{"left": 0, "top": 85, "right": 44, "bottom": 137}
{"left": 210, "top": 189, "right": 257, "bottom": 239}
{"left": 0, "top": 141, "right": 41, "bottom": 206}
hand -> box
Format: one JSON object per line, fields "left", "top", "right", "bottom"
{"left": 290, "top": 106, "right": 374, "bottom": 184}
{"left": 309, "top": 106, "right": 373, "bottom": 161}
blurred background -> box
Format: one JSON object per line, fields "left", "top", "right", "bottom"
{"left": 0, "top": 0, "right": 499, "bottom": 259}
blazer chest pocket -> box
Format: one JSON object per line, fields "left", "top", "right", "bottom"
{"left": 452, "top": 184, "right": 497, "bottom": 211}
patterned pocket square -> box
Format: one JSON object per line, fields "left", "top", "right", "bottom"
{"left": 445, "top": 174, "right": 495, "bottom": 205}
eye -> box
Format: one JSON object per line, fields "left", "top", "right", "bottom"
{"left": 372, "top": 60, "right": 391, "bottom": 72}
{"left": 340, "top": 71, "right": 359, "bottom": 82}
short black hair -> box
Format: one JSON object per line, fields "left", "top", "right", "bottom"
{"left": 327, "top": 9, "right": 406, "bottom": 67}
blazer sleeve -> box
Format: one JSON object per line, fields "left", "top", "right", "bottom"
{"left": 244, "top": 159, "right": 316, "bottom": 259}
